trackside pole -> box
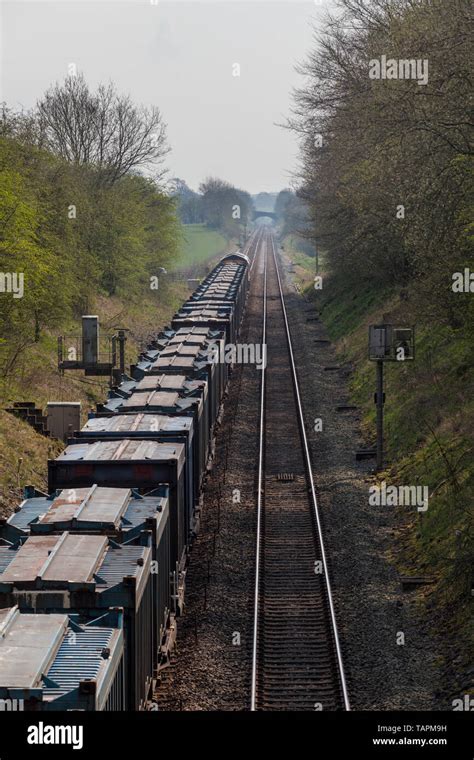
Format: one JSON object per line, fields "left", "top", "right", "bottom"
{"left": 376, "top": 359, "right": 384, "bottom": 471}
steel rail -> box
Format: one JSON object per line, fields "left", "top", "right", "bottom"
{"left": 250, "top": 229, "right": 267, "bottom": 711}
{"left": 268, "top": 232, "right": 350, "bottom": 711}
{"left": 248, "top": 226, "right": 264, "bottom": 274}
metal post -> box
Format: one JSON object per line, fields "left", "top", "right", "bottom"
{"left": 376, "top": 360, "right": 384, "bottom": 471}
{"left": 110, "top": 336, "right": 117, "bottom": 389}
{"left": 58, "top": 336, "right": 63, "bottom": 373}
{"left": 118, "top": 330, "right": 126, "bottom": 374}
{"left": 82, "top": 315, "right": 99, "bottom": 366}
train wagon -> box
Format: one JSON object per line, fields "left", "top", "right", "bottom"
{"left": 0, "top": 606, "right": 125, "bottom": 710}
{"left": 134, "top": 335, "right": 224, "bottom": 425}
{"left": 198, "top": 254, "right": 249, "bottom": 299}
{"left": 157, "top": 327, "right": 229, "bottom": 399}
{"left": 219, "top": 251, "right": 250, "bottom": 266}
{"left": 171, "top": 304, "right": 236, "bottom": 344}
{"left": 111, "top": 372, "right": 189, "bottom": 400}
{"left": 96, "top": 389, "right": 209, "bottom": 492}
{"left": 73, "top": 414, "right": 196, "bottom": 526}
{"left": 48, "top": 439, "right": 187, "bottom": 575}
{"left": 186, "top": 291, "right": 245, "bottom": 333}
{"left": 0, "top": 240, "right": 253, "bottom": 715}
{"left": 0, "top": 485, "right": 171, "bottom": 659}
{"left": 192, "top": 255, "right": 250, "bottom": 322}
{"left": 153, "top": 326, "right": 224, "bottom": 348}
{"left": 0, "top": 533, "right": 154, "bottom": 710}
{"left": 189, "top": 290, "right": 245, "bottom": 326}
{"left": 133, "top": 351, "right": 220, "bottom": 434}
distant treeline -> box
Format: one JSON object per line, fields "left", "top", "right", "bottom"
{"left": 273, "top": 189, "right": 315, "bottom": 258}
{"left": 291, "top": 0, "right": 473, "bottom": 330}
{"left": 173, "top": 177, "right": 253, "bottom": 237}
{"left": 0, "top": 74, "right": 180, "bottom": 374}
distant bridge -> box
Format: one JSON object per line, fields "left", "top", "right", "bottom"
{"left": 253, "top": 209, "right": 277, "bottom": 221}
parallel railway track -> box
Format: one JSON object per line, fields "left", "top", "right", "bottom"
{"left": 250, "top": 229, "right": 350, "bottom": 711}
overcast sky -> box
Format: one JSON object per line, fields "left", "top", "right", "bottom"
{"left": 1, "top": 1, "right": 331, "bottom": 194}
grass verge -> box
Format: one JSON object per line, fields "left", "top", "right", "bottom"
{"left": 283, "top": 235, "right": 473, "bottom": 700}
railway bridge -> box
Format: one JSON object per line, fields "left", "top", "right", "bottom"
{"left": 253, "top": 209, "right": 277, "bottom": 221}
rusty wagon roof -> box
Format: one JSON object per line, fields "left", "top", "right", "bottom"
{"left": 55, "top": 438, "right": 185, "bottom": 463}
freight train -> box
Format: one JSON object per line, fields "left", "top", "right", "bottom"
{"left": 0, "top": 248, "right": 252, "bottom": 711}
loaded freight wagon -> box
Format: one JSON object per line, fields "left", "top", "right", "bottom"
{"left": 0, "top": 485, "right": 172, "bottom": 663}
{"left": 0, "top": 242, "right": 252, "bottom": 713}
{"left": 110, "top": 372, "right": 189, "bottom": 398}
{"left": 48, "top": 440, "right": 187, "bottom": 579}
{"left": 72, "top": 414, "right": 196, "bottom": 530}
{"left": 0, "top": 533, "right": 154, "bottom": 710}
{"left": 156, "top": 327, "right": 229, "bottom": 402}
{"left": 171, "top": 253, "right": 250, "bottom": 344}
{"left": 134, "top": 332, "right": 224, "bottom": 427}
{"left": 190, "top": 254, "right": 250, "bottom": 324}
{"left": 103, "top": 372, "right": 210, "bottom": 445}
{"left": 96, "top": 389, "right": 209, "bottom": 495}
{"left": 0, "top": 606, "right": 125, "bottom": 710}
{"left": 171, "top": 304, "right": 235, "bottom": 345}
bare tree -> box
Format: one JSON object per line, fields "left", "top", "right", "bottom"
{"left": 199, "top": 177, "right": 253, "bottom": 232}
{"left": 37, "top": 74, "right": 169, "bottom": 184}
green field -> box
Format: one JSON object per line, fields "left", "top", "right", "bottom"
{"left": 175, "top": 223, "right": 229, "bottom": 270}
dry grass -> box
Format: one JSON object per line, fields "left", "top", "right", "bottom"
{"left": 0, "top": 283, "right": 190, "bottom": 518}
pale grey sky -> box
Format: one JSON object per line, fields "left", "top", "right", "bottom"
{"left": 1, "top": 0, "right": 331, "bottom": 193}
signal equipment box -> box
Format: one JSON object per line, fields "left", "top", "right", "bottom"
{"left": 368, "top": 324, "right": 414, "bottom": 361}
{"left": 46, "top": 402, "right": 81, "bottom": 442}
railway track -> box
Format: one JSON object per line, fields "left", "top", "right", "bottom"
{"left": 250, "top": 229, "right": 350, "bottom": 711}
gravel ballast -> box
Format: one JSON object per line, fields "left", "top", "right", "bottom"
{"left": 155, "top": 240, "right": 444, "bottom": 711}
